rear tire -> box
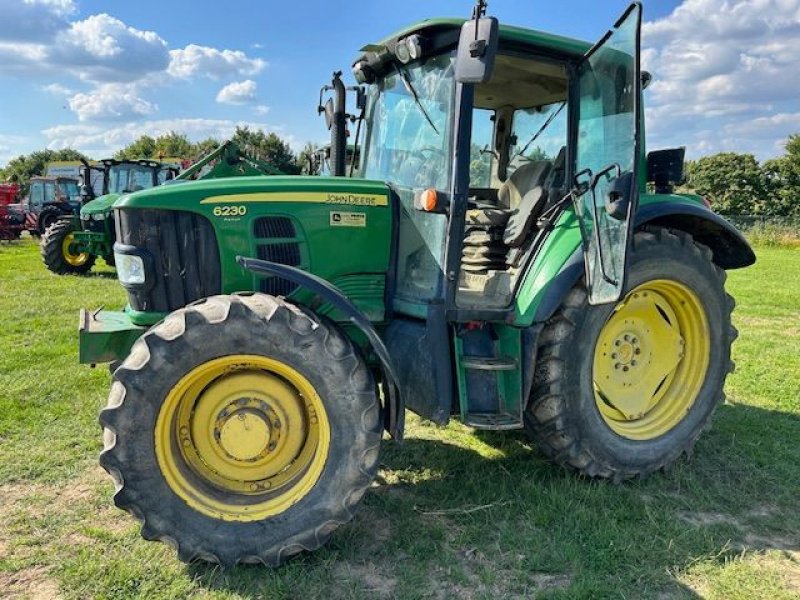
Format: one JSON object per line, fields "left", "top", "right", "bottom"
{"left": 41, "top": 218, "right": 95, "bottom": 275}
{"left": 525, "top": 227, "right": 736, "bottom": 480}
{"left": 99, "top": 294, "right": 382, "bottom": 566}
{"left": 37, "top": 207, "right": 62, "bottom": 235}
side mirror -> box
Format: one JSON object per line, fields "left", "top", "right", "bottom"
{"left": 647, "top": 147, "right": 686, "bottom": 194}
{"left": 323, "top": 98, "right": 334, "bottom": 131}
{"left": 605, "top": 171, "right": 634, "bottom": 220}
{"left": 455, "top": 17, "right": 499, "bottom": 83}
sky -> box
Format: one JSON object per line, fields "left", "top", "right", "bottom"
{"left": 0, "top": 0, "right": 798, "bottom": 167}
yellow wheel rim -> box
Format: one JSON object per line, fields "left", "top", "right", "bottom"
{"left": 62, "top": 233, "right": 90, "bottom": 267}
{"left": 155, "top": 355, "right": 330, "bottom": 521}
{"left": 592, "top": 280, "right": 710, "bottom": 440}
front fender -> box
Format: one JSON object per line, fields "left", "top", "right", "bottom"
{"left": 237, "top": 256, "right": 404, "bottom": 440}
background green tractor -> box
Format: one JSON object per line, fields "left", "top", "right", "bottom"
{"left": 41, "top": 159, "right": 178, "bottom": 274}
{"left": 41, "top": 141, "right": 283, "bottom": 275}
{"left": 79, "top": 2, "right": 755, "bottom": 566}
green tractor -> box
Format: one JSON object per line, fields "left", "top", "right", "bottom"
{"left": 41, "top": 159, "right": 179, "bottom": 274}
{"left": 42, "top": 142, "right": 283, "bottom": 275}
{"left": 79, "top": 2, "right": 754, "bottom": 566}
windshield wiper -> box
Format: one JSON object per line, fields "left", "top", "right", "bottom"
{"left": 395, "top": 65, "right": 440, "bottom": 135}
{"left": 512, "top": 102, "right": 566, "bottom": 161}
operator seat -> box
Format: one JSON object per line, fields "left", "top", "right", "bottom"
{"left": 500, "top": 161, "right": 551, "bottom": 247}
{"left": 498, "top": 160, "right": 551, "bottom": 210}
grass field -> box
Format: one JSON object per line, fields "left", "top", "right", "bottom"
{"left": 0, "top": 237, "right": 798, "bottom": 599}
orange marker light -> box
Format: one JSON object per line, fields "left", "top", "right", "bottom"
{"left": 420, "top": 188, "right": 438, "bottom": 211}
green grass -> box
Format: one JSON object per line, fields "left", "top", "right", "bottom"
{"left": 1, "top": 237, "right": 798, "bottom": 599}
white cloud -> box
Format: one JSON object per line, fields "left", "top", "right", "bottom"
{"left": 643, "top": 0, "right": 800, "bottom": 158}
{"left": 42, "top": 82, "right": 74, "bottom": 95}
{"left": 168, "top": 44, "right": 265, "bottom": 79}
{"left": 216, "top": 80, "right": 258, "bottom": 105}
{"left": 42, "top": 118, "right": 294, "bottom": 157}
{"left": 0, "top": 0, "right": 74, "bottom": 42}
{"left": 68, "top": 84, "right": 157, "bottom": 121}
{"left": 253, "top": 105, "right": 270, "bottom": 115}
{"left": 53, "top": 14, "right": 169, "bottom": 82}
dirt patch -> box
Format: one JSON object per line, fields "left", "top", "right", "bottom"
{"left": 0, "top": 565, "right": 62, "bottom": 600}
{"left": 742, "top": 533, "right": 799, "bottom": 553}
{"left": 425, "top": 547, "right": 571, "bottom": 599}
{"left": 678, "top": 511, "right": 742, "bottom": 528}
{"left": 334, "top": 562, "right": 397, "bottom": 598}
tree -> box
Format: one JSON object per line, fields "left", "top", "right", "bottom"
{"left": 469, "top": 143, "right": 491, "bottom": 187}
{"left": 231, "top": 126, "right": 300, "bottom": 175}
{"left": 685, "top": 152, "right": 767, "bottom": 215}
{"left": 762, "top": 135, "right": 800, "bottom": 217}
{"left": 114, "top": 132, "right": 193, "bottom": 161}
{"left": 154, "top": 132, "right": 192, "bottom": 159}
{"left": 0, "top": 148, "right": 89, "bottom": 195}
{"left": 114, "top": 135, "right": 156, "bottom": 160}
{"left": 296, "top": 142, "right": 320, "bottom": 175}
{"left": 191, "top": 137, "right": 221, "bottom": 160}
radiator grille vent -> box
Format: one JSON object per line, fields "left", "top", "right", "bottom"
{"left": 254, "top": 216, "right": 296, "bottom": 239}
{"left": 257, "top": 242, "right": 301, "bottom": 266}
{"left": 254, "top": 216, "right": 303, "bottom": 296}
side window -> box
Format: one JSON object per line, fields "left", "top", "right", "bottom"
{"left": 44, "top": 182, "right": 56, "bottom": 202}
{"left": 469, "top": 108, "right": 494, "bottom": 187}
{"left": 508, "top": 101, "right": 567, "bottom": 176}
{"left": 30, "top": 183, "right": 44, "bottom": 208}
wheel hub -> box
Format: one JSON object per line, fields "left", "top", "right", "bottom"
{"left": 216, "top": 402, "right": 275, "bottom": 462}
{"left": 62, "top": 233, "right": 89, "bottom": 266}
{"left": 156, "top": 356, "right": 331, "bottom": 521}
{"left": 592, "top": 280, "right": 710, "bottom": 440}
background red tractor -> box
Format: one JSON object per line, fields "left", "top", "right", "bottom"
{"left": 0, "top": 183, "right": 24, "bottom": 241}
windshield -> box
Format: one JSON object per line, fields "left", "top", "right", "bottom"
{"left": 360, "top": 53, "right": 455, "bottom": 190}
{"left": 109, "top": 165, "right": 156, "bottom": 194}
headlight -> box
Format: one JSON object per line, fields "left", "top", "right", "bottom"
{"left": 406, "top": 35, "right": 424, "bottom": 60}
{"left": 394, "top": 40, "right": 410, "bottom": 64}
{"left": 115, "top": 252, "right": 146, "bottom": 285}
{"left": 91, "top": 213, "right": 106, "bottom": 221}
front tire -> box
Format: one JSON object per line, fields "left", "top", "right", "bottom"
{"left": 525, "top": 228, "right": 736, "bottom": 480}
{"left": 41, "top": 218, "right": 95, "bottom": 274}
{"left": 99, "top": 294, "right": 382, "bottom": 566}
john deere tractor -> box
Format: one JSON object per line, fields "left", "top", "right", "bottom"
{"left": 79, "top": 2, "right": 754, "bottom": 566}
{"left": 41, "top": 159, "right": 179, "bottom": 274}
{"left": 42, "top": 142, "right": 282, "bottom": 275}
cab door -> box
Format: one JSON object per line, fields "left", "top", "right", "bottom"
{"left": 573, "top": 2, "right": 642, "bottom": 304}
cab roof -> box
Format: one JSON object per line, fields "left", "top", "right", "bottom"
{"left": 368, "top": 17, "right": 592, "bottom": 61}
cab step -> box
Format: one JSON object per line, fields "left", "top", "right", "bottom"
{"left": 455, "top": 325, "right": 524, "bottom": 431}
{"left": 461, "top": 356, "right": 517, "bottom": 371}
{"left": 464, "top": 412, "right": 523, "bottom": 430}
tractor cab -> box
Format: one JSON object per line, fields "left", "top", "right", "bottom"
{"left": 24, "top": 176, "right": 81, "bottom": 234}
{"left": 352, "top": 5, "right": 641, "bottom": 316}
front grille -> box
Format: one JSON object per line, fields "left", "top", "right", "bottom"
{"left": 254, "top": 216, "right": 302, "bottom": 297}
{"left": 116, "top": 208, "right": 221, "bottom": 312}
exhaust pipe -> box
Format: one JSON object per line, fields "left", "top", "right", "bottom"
{"left": 329, "top": 72, "right": 347, "bottom": 177}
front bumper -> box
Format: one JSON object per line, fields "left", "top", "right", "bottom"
{"left": 79, "top": 308, "right": 147, "bottom": 364}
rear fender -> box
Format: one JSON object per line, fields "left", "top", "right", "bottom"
{"left": 524, "top": 200, "right": 755, "bottom": 324}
